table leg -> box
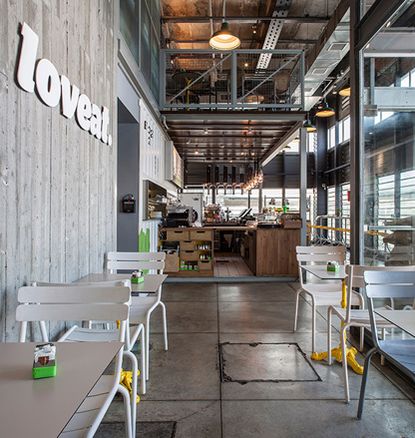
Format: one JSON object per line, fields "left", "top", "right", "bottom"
{"left": 311, "top": 279, "right": 363, "bottom": 375}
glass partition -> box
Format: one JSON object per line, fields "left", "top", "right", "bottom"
{"left": 361, "top": 1, "right": 415, "bottom": 265}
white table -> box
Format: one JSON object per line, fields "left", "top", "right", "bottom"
{"left": 375, "top": 310, "right": 415, "bottom": 337}
{"left": 78, "top": 273, "right": 167, "bottom": 295}
{"left": 0, "top": 341, "right": 123, "bottom": 438}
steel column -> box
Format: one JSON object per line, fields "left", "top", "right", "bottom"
{"left": 300, "top": 127, "right": 307, "bottom": 245}
{"left": 350, "top": 0, "right": 363, "bottom": 264}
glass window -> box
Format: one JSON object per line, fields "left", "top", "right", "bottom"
{"left": 400, "top": 170, "right": 415, "bottom": 217}
{"left": 361, "top": 1, "right": 415, "bottom": 266}
{"left": 341, "top": 183, "right": 350, "bottom": 217}
{"left": 216, "top": 189, "right": 249, "bottom": 218}
{"left": 328, "top": 125, "right": 336, "bottom": 149}
{"left": 263, "top": 188, "right": 283, "bottom": 209}
{"left": 285, "top": 188, "right": 300, "bottom": 212}
{"left": 327, "top": 186, "right": 336, "bottom": 215}
{"left": 120, "top": 0, "right": 140, "bottom": 61}
{"left": 342, "top": 116, "right": 351, "bottom": 143}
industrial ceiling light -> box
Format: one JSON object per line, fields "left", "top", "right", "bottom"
{"left": 316, "top": 100, "right": 335, "bottom": 118}
{"left": 209, "top": 0, "right": 241, "bottom": 50}
{"left": 303, "top": 113, "right": 316, "bottom": 132}
{"left": 303, "top": 119, "right": 317, "bottom": 133}
{"left": 339, "top": 86, "right": 351, "bottom": 97}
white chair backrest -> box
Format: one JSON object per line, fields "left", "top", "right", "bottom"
{"left": 364, "top": 270, "right": 415, "bottom": 348}
{"left": 17, "top": 286, "right": 129, "bottom": 319}
{"left": 32, "top": 280, "right": 130, "bottom": 288}
{"left": 296, "top": 246, "right": 346, "bottom": 287}
{"left": 106, "top": 252, "right": 166, "bottom": 274}
{"left": 345, "top": 264, "right": 415, "bottom": 321}
{"left": 296, "top": 245, "right": 346, "bottom": 263}
{"left": 16, "top": 286, "right": 130, "bottom": 342}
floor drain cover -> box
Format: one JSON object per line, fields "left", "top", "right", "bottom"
{"left": 219, "top": 342, "right": 321, "bottom": 383}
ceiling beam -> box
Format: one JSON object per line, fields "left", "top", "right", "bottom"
{"left": 170, "top": 134, "right": 278, "bottom": 139}
{"left": 162, "top": 111, "right": 306, "bottom": 122}
{"left": 161, "top": 16, "right": 330, "bottom": 24}
{"left": 167, "top": 38, "right": 318, "bottom": 45}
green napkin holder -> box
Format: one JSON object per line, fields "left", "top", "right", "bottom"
{"left": 33, "top": 360, "right": 57, "bottom": 379}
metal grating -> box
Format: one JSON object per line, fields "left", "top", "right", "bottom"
{"left": 256, "top": 0, "right": 292, "bottom": 71}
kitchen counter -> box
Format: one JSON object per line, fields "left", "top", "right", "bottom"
{"left": 161, "top": 225, "right": 300, "bottom": 277}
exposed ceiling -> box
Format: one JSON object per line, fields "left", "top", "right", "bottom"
{"left": 162, "top": 111, "right": 304, "bottom": 163}
{"left": 161, "top": 0, "right": 339, "bottom": 52}
{"left": 160, "top": 0, "right": 342, "bottom": 165}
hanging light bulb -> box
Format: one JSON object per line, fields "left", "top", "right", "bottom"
{"left": 209, "top": 0, "right": 241, "bottom": 50}
{"left": 316, "top": 100, "right": 335, "bottom": 118}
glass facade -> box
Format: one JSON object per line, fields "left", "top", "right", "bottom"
{"left": 361, "top": 2, "right": 415, "bottom": 265}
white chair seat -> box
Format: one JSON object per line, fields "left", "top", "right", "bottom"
{"left": 330, "top": 307, "right": 395, "bottom": 326}
{"left": 59, "top": 327, "right": 120, "bottom": 342}
{"left": 302, "top": 282, "right": 342, "bottom": 294}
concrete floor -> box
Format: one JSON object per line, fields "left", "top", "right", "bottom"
{"left": 97, "top": 282, "right": 415, "bottom": 437}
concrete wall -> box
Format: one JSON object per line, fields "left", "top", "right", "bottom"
{"left": 0, "top": 0, "right": 117, "bottom": 341}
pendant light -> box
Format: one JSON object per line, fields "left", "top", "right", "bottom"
{"left": 303, "top": 113, "right": 316, "bottom": 132}
{"left": 339, "top": 86, "right": 351, "bottom": 97}
{"left": 209, "top": 0, "right": 241, "bottom": 50}
{"left": 315, "top": 99, "right": 335, "bottom": 118}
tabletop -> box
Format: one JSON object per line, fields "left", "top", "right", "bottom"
{"left": 375, "top": 310, "right": 415, "bottom": 337}
{"left": 301, "top": 264, "right": 346, "bottom": 280}
{"left": 0, "top": 341, "right": 123, "bottom": 438}
{"left": 78, "top": 273, "right": 168, "bottom": 294}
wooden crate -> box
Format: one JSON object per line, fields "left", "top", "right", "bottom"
{"left": 190, "top": 229, "right": 212, "bottom": 241}
{"left": 180, "top": 250, "right": 199, "bottom": 262}
{"left": 180, "top": 240, "right": 194, "bottom": 251}
{"left": 166, "top": 229, "right": 190, "bottom": 241}
{"left": 165, "top": 252, "right": 179, "bottom": 272}
{"left": 198, "top": 260, "right": 213, "bottom": 271}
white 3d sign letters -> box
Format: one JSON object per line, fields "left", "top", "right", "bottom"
{"left": 16, "top": 22, "right": 112, "bottom": 145}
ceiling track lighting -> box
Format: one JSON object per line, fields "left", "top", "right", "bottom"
{"left": 315, "top": 99, "right": 335, "bottom": 118}
{"left": 209, "top": 0, "right": 241, "bottom": 50}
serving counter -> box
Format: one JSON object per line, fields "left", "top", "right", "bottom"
{"left": 160, "top": 225, "right": 300, "bottom": 277}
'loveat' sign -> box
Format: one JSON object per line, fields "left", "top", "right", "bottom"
{"left": 16, "top": 22, "right": 112, "bottom": 145}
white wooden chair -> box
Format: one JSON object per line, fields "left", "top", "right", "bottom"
{"left": 294, "top": 246, "right": 362, "bottom": 354}
{"left": 32, "top": 280, "right": 146, "bottom": 397}
{"left": 328, "top": 264, "right": 415, "bottom": 403}
{"left": 107, "top": 252, "right": 168, "bottom": 380}
{"left": 16, "top": 285, "right": 133, "bottom": 438}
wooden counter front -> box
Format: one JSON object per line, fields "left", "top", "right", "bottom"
{"left": 255, "top": 228, "right": 300, "bottom": 276}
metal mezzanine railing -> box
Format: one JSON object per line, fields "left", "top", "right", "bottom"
{"left": 159, "top": 49, "right": 305, "bottom": 111}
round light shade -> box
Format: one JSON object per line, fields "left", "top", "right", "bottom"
{"left": 303, "top": 119, "right": 317, "bottom": 133}
{"left": 316, "top": 102, "right": 335, "bottom": 118}
{"left": 339, "top": 86, "right": 351, "bottom": 97}
{"left": 209, "top": 22, "right": 241, "bottom": 50}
